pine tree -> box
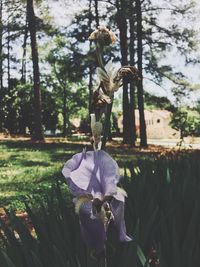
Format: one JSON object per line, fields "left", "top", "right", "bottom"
{"left": 116, "top": 0, "right": 131, "bottom": 144}
{"left": 135, "top": 0, "right": 147, "bottom": 147}
{"left": 0, "top": 0, "right": 2, "bottom": 90}
{"left": 0, "top": 0, "right": 3, "bottom": 131}
{"left": 129, "top": 0, "right": 137, "bottom": 146}
{"left": 0, "top": 0, "right": 27, "bottom": 133}
{"left": 27, "top": 0, "right": 44, "bottom": 141}
{"left": 141, "top": 0, "right": 198, "bottom": 93}
{"left": 88, "top": 0, "right": 93, "bottom": 115}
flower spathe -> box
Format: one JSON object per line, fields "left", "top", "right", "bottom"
{"left": 90, "top": 114, "right": 103, "bottom": 150}
{"left": 96, "top": 59, "right": 121, "bottom": 94}
{"left": 62, "top": 149, "right": 132, "bottom": 252}
{"left": 96, "top": 59, "right": 140, "bottom": 95}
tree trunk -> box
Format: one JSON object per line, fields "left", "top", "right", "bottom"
{"left": 94, "top": 0, "right": 99, "bottom": 27}
{"left": 0, "top": 0, "right": 3, "bottom": 90}
{"left": 19, "top": 7, "right": 28, "bottom": 134}
{"left": 6, "top": 22, "right": 13, "bottom": 134}
{"left": 21, "top": 9, "right": 28, "bottom": 83}
{"left": 88, "top": 67, "right": 93, "bottom": 115}
{"left": 129, "top": 82, "right": 136, "bottom": 145}
{"left": 88, "top": 0, "right": 93, "bottom": 115}
{"left": 129, "top": 0, "right": 136, "bottom": 146}
{"left": 7, "top": 23, "right": 10, "bottom": 89}
{"left": 62, "top": 86, "right": 67, "bottom": 137}
{"left": 0, "top": 0, "right": 3, "bottom": 132}
{"left": 135, "top": 0, "right": 147, "bottom": 147}
{"left": 27, "top": 0, "right": 44, "bottom": 141}
{"left": 116, "top": 0, "right": 130, "bottom": 144}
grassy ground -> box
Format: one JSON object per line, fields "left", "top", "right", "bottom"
{"left": 0, "top": 136, "right": 157, "bottom": 208}
{"left": 0, "top": 135, "right": 197, "bottom": 210}
{"left": 0, "top": 139, "right": 84, "bottom": 209}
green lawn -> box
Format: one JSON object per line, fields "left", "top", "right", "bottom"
{"left": 0, "top": 139, "right": 85, "bottom": 208}
{"left": 0, "top": 138, "right": 162, "bottom": 209}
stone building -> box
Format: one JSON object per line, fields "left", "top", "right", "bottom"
{"left": 118, "top": 109, "right": 180, "bottom": 139}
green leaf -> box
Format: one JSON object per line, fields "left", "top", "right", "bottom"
{"left": 0, "top": 250, "right": 16, "bottom": 267}
{"left": 137, "top": 245, "right": 150, "bottom": 267}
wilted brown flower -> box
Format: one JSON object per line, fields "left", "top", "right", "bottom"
{"left": 113, "top": 66, "right": 140, "bottom": 83}
{"left": 96, "top": 60, "right": 140, "bottom": 95}
{"left": 89, "top": 26, "right": 117, "bottom": 46}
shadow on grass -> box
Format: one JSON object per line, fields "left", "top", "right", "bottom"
{"left": 7, "top": 157, "right": 52, "bottom": 167}
{"left": 1, "top": 140, "right": 87, "bottom": 151}
{"left": 0, "top": 175, "right": 66, "bottom": 208}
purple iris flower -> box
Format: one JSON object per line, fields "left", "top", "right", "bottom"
{"left": 62, "top": 149, "right": 132, "bottom": 253}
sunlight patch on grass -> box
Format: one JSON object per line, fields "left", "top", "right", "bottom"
{"left": 0, "top": 191, "right": 16, "bottom": 197}
{"left": 0, "top": 168, "right": 24, "bottom": 179}
{"left": 0, "top": 140, "right": 81, "bottom": 208}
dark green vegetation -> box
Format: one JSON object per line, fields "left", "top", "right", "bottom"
{"left": 170, "top": 109, "right": 200, "bottom": 138}
{"left": 0, "top": 151, "right": 200, "bottom": 267}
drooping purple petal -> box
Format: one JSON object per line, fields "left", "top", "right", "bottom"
{"left": 111, "top": 198, "right": 132, "bottom": 242}
{"left": 78, "top": 200, "right": 106, "bottom": 252}
{"left": 62, "top": 150, "right": 132, "bottom": 252}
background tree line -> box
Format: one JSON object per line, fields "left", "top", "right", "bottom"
{"left": 0, "top": 0, "right": 199, "bottom": 145}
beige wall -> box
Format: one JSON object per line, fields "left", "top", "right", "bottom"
{"left": 118, "top": 110, "right": 180, "bottom": 139}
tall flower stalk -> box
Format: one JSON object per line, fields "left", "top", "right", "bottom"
{"left": 89, "top": 25, "right": 140, "bottom": 150}
{"left": 62, "top": 26, "right": 139, "bottom": 264}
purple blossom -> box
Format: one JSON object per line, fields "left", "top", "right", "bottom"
{"left": 62, "top": 149, "right": 132, "bottom": 252}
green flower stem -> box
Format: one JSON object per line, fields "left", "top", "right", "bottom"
{"left": 94, "top": 40, "right": 113, "bottom": 151}
{"left": 96, "top": 41, "right": 105, "bottom": 70}
{"left": 102, "top": 102, "right": 113, "bottom": 150}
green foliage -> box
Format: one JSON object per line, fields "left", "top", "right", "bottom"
{"left": 144, "top": 91, "right": 176, "bottom": 112}
{"left": 0, "top": 183, "right": 82, "bottom": 267}
{"left": 3, "top": 79, "right": 27, "bottom": 134}
{"left": 41, "top": 87, "right": 58, "bottom": 132}
{"left": 2, "top": 80, "right": 60, "bottom": 134}
{"left": 170, "top": 109, "right": 200, "bottom": 138}
{"left": 0, "top": 181, "right": 149, "bottom": 267}
{"left": 141, "top": 0, "right": 198, "bottom": 99}
{"left": 44, "top": 36, "right": 89, "bottom": 135}
{"left": 122, "top": 152, "right": 200, "bottom": 267}
{"left": 1, "top": 152, "right": 200, "bottom": 267}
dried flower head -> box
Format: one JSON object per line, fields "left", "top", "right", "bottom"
{"left": 89, "top": 25, "right": 117, "bottom": 46}
{"left": 113, "top": 66, "right": 140, "bottom": 83}
{"left": 96, "top": 60, "right": 140, "bottom": 96}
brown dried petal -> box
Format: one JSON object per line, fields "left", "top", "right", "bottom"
{"left": 88, "top": 26, "right": 117, "bottom": 45}
{"left": 113, "top": 66, "right": 140, "bottom": 83}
